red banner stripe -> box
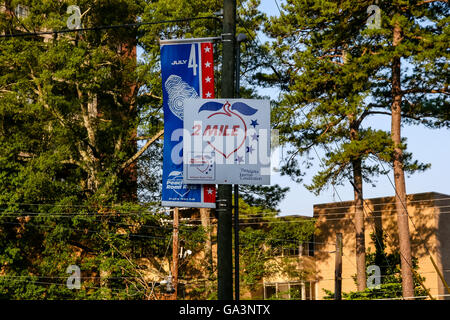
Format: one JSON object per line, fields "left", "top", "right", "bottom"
{"left": 200, "top": 42, "right": 216, "bottom": 202}
{"left": 201, "top": 43, "right": 215, "bottom": 99}
{"left": 203, "top": 184, "right": 216, "bottom": 203}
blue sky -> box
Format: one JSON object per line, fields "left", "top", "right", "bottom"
{"left": 257, "top": 0, "right": 450, "bottom": 217}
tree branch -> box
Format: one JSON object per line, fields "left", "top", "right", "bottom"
{"left": 139, "top": 91, "right": 162, "bottom": 100}
{"left": 120, "top": 129, "right": 164, "bottom": 170}
{"left": 402, "top": 87, "right": 449, "bottom": 95}
{"left": 364, "top": 111, "right": 392, "bottom": 117}
{"left": 364, "top": 110, "right": 438, "bottom": 122}
{"left": 416, "top": 0, "right": 448, "bottom": 5}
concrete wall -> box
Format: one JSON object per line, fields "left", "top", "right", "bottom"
{"left": 435, "top": 194, "right": 450, "bottom": 299}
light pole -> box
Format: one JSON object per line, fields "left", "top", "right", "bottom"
{"left": 217, "top": 0, "right": 236, "bottom": 300}
{"left": 234, "top": 32, "right": 247, "bottom": 301}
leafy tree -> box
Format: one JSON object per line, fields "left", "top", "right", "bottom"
{"left": 0, "top": 0, "right": 273, "bottom": 300}
{"left": 264, "top": 0, "right": 390, "bottom": 291}
{"left": 239, "top": 185, "right": 289, "bottom": 211}
{"left": 236, "top": 188, "right": 316, "bottom": 299}
{"left": 0, "top": 0, "right": 146, "bottom": 205}
{"left": 363, "top": 0, "right": 449, "bottom": 298}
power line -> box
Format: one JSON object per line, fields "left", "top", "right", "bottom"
{"left": 4, "top": 207, "right": 450, "bottom": 226}
{"left": 6, "top": 207, "right": 449, "bottom": 221}
{"left": 0, "top": 16, "right": 221, "bottom": 39}
{"left": 3, "top": 203, "right": 450, "bottom": 219}
{"left": 273, "top": 0, "right": 282, "bottom": 14}
{"left": 0, "top": 221, "right": 171, "bottom": 241}
{"left": 0, "top": 214, "right": 201, "bottom": 231}
{"left": 309, "top": 195, "right": 450, "bottom": 211}
{"left": 149, "top": 232, "right": 173, "bottom": 299}
{"left": 0, "top": 277, "right": 143, "bottom": 297}
{"left": 2, "top": 194, "right": 450, "bottom": 216}
{"left": 374, "top": 159, "right": 450, "bottom": 295}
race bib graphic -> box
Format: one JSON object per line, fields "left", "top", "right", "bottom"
{"left": 184, "top": 99, "right": 271, "bottom": 185}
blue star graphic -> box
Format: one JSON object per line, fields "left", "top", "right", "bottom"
{"left": 251, "top": 133, "right": 259, "bottom": 141}
{"left": 246, "top": 146, "right": 255, "bottom": 154}
{"left": 250, "top": 120, "right": 259, "bottom": 128}
{"left": 235, "top": 156, "right": 244, "bottom": 163}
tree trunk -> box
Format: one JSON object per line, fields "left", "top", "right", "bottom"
{"left": 200, "top": 208, "right": 214, "bottom": 275}
{"left": 350, "top": 123, "right": 366, "bottom": 291}
{"left": 170, "top": 208, "right": 179, "bottom": 300}
{"left": 352, "top": 157, "right": 366, "bottom": 291}
{"left": 392, "top": 22, "right": 415, "bottom": 299}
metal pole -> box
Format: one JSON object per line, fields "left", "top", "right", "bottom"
{"left": 171, "top": 208, "right": 179, "bottom": 300}
{"left": 217, "top": 0, "right": 236, "bottom": 300}
{"left": 233, "top": 33, "right": 247, "bottom": 301}
{"left": 234, "top": 184, "right": 239, "bottom": 300}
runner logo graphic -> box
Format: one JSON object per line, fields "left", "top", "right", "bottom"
{"left": 165, "top": 74, "right": 199, "bottom": 121}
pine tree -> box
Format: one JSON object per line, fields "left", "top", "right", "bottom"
{"left": 263, "top": 0, "right": 448, "bottom": 295}
{"left": 369, "top": 0, "right": 448, "bottom": 298}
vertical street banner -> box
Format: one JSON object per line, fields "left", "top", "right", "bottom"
{"left": 160, "top": 39, "right": 216, "bottom": 208}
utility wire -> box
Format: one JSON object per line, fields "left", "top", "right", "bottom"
{"left": 4, "top": 209, "right": 450, "bottom": 226}
{"left": 1, "top": 221, "right": 172, "bottom": 241}
{"left": 0, "top": 16, "right": 221, "bottom": 39}
{"left": 3, "top": 195, "right": 450, "bottom": 212}
{"left": 4, "top": 206, "right": 450, "bottom": 219}
{"left": 375, "top": 159, "right": 450, "bottom": 295}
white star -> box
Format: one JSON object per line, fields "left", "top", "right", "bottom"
{"left": 207, "top": 188, "right": 213, "bottom": 195}
{"left": 204, "top": 61, "right": 211, "bottom": 68}
{"left": 205, "top": 76, "right": 212, "bottom": 83}
{"left": 205, "top": 92, "right": 212, "bottom": 98}
{"left": 204, "top": 46, "right": 211, "bottom": 53}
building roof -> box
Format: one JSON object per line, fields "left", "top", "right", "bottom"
{"left": 274, "top": 214, "right": 313, "bottom": 220}
{"left": 313, "top": 191, "right": 450, "bottom": 210}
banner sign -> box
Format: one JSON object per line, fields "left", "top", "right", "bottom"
{"left": 183, "top": 99, "right": 271, "bottom": 185}
{"left": 160, "top": 39, "right": 216, "bottom": 208}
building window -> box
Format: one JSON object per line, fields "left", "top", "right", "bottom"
{"left": 264, "top": 284, "right": 276, "bottom": 299}
{"left": 305, "top": 281, "right": 316, "bottom": 300}
{"left": 277, "top": 283, "right": 289, "bottom": 299}
{"left": 15, "top": 4, "right": 29, "bottom": 19}
{"left": 289, "top": 284, "right": 302, "bottom": 300}
{"left": 282, "top": 247, "right": 299, "bottom": 257}
{"left": 271, "top": 237, "right": 315, "bottom": 258}
{"left": 300, "top": 240, "right": 314, "bottom": 257}
{"left": 308, "top": 239, "right": 315, "bottom": 257}
{"left": 264, "top": 282, "right": 316, "bottom": 300}
{"left": 305, "top": 234, "right": 315, "bottom": 257}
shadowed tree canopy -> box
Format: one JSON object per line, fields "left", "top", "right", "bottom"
{"left": 0, "top": 0, "right": 281, "bottom": 300}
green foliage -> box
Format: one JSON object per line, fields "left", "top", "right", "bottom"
{"left": 230, "top": 176, "right": 315, "bottom": 297}
{"left": 0, "top": 0, "right": 269, "bottom": 300}
{"left": 239, "top": 185, "right": 290, "bottom": 211}
{"left": 263, "top": 0, "right": 448, "bottom": 193}
{"left": 0, "top": 1, "right": 152, "bottom": 299}
{"left": 237, "top": 200, "right": 316, "bottom": 295}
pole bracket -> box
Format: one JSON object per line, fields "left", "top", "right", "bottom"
{"left": 221, "top": 33, "right": 234, "bottom": 42}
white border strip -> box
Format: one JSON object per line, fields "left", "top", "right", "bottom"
{"left": 161, "top": 201, "right": 215, "bottom": 209}
{"left": 159, "top": 37, "right": 221, "bottom": 45}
